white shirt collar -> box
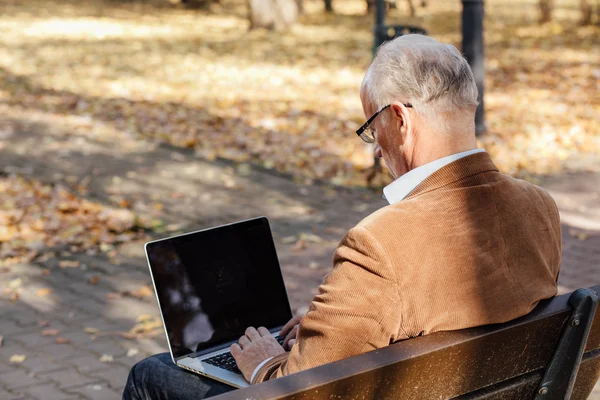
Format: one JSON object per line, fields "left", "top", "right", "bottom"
{"left": 383, "top": 148, "right": 485, "bottom": 205}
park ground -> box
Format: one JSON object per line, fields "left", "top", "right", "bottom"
{"left": 0, "top": 0, "right": 599, "bottom": 398}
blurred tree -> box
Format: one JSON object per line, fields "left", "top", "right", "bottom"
{"left": 539, "top": 0, "right": 553, "bottom": 23}
{"left": 172, "top": 0, "right": 220, "bottom": 8}
{"left": 324, "top": 0, "right": 333, "bottom": 13}
{"left": 366, "top": 0, "right": 427, "bottom": 16}
{"left": 539, "top": 0, "right": 596, "bottom": 24}
{"left": 579, "top": 0, "right": 593, "bottom": 25}
{"left": 248, "top": 0, "right": 301, "bottom": 30}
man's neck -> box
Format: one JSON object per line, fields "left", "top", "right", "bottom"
{"left": 409, "top": 135, "right": 478, "bottom": 170}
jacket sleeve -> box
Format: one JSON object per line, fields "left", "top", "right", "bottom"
{"left": 252, "top": 226, "right": 406, "bottom": 384}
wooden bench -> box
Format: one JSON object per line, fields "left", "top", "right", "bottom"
{"left": 215, "top": 284, "right": 600, "bottom": 400}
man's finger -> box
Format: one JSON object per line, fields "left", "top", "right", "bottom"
{"left": 245, "top": 326, "right": 260, "bottom": 341}
{"left": 230, "top": 343, "right": 242, "bottom": 357}
{"left": 283, "top": 325, "right": 298, "bottom": 349}
{"left": 281, "top": 316, "right": 301, "bottom": 337}
{"left": 288, "top": 339, "right": 296, "bottom": 348}
{"left": 257, "top": 326, "right": 271, "bottom": 337}
{"left": 239, "top": 335, "right": 251, "bottom": 349}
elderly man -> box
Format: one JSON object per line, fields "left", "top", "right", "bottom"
{"left": 123, "top": 34, "right": 561, "bottom": 399}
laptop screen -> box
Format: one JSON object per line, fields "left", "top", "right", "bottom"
{"left": 146, "top": 217, "right": 292, "bottom": 359}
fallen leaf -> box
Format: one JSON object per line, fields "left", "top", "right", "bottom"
{"left": 281, "top": 236, "right": 297, "bottom": 244}
{"left": 10, "top": 292, "right": 19, "bottom": 303}
{"left": 8, "top": 278, "right": 22, "bottom": 289}
{"left": 88, "top": 276, "right": 100, "bottom": 285}
{"left": 106, "top": 292, "right": 123, "bottom": 300}
{"left": 569, "top": 229, "right": 590, "bottom": 241}
{"left": 37, "top": 288, "right": 52, "bottom": 297}
{"left": 99, "top": 354, "right": 114, "bottom": 363}
{"left": 128, "top": 286, "right": 153, "bottom": 298}
{"left": 55, "top": 337, "right": 71, "bottom": 344}
{"left": 136, "top": 314, "right": 155, "bottom": 323}
{"left": 292, "top": 239, "right": 306, "bottom": 252}
{"left": 299, "top": 233, "right": 323, "bottom": 243}
{"left": 119, "top": 332, "right": 137, "bottom": 340}
{"left": 59, "top": 260, "right": 80, "bottom": 269}
{"left": 41, "top": 269, "right": 51, "bottom": 276}
{"left": 41, "top": 329, "right": 60, "bottom": 336}
{"left": 10, "top": 354, "right": 26, "bottom": 363}
{"left": 84, "top": 327, "right": 99, "bottom": 334}
{"left": 38, "top": 320, "right": 50, "bottom": 327}
{"left": 352, "top": 203, "right": 370, "bottom": 212}
{"left": 126, "top": 348, "right": 139, "bottom": 357}
{"left": 324, "top": 227, "right": 345, "bottom": 235}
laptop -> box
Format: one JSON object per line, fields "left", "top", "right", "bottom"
{"left": 145, "top": 216, "right": 293, "bottom": 388}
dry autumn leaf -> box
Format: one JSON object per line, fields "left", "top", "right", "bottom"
{"left": 281, "top": 236, "right": 297, "bottom": 244}
{"left": 89, "top": 276, "right": 101, "bottom": 286}
{"left": 36, "top": 288, "right": 52, "bottom": 297}
{"left": 292, "top": 239, "right": 306, "bottom": 252}
{"left": 55, "top": 337, "right": 71, "bottom": 344}
{"left": 9, "top": 354, "right": 26, "bottom": 363}
{"left": 59, "top": 260, "right": 80, "bottom": 269}
{"left": 40, "top": 329, "right": 60, "bottom": 336}
{"left": 120, "top": 332, "right": 137, "bottom": 340}
{"left": 128, "top": 286, "right": 153, "bottom": 298}
{"left": 99, "top": 354, "right": 114, "bottom": 363}
{"left": 569, "top": 229, "right": 591, "bottom": 241}
{"left": 126, "top": 348, "right": 140, "bottom": 357}
{"left": 106, "top": 292, "right": 123, "bottom": 300}
{"left": 8, "top": 278, "right": 22, "bottom": 289}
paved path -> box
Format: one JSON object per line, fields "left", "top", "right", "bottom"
{"left": 1, "top": 121, "right": 599, "bottom": 399}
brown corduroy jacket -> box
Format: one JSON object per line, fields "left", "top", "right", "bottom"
{"left": 252, "top": 152, "right": 562, "bottom": 384}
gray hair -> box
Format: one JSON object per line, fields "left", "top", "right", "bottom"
{"left": 362, "top": 34, "right": 479, "bottom": 127}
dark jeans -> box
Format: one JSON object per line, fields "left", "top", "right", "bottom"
{"left": 123, "top": 353, "right": 237, "bottom": 400}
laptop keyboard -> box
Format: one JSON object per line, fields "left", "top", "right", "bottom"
{"left": 203, "top": 335, "right": 285, "bottom": 374}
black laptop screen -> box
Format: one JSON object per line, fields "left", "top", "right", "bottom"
{"left": 146, "top": 217, "right": 292, "bottom": 359}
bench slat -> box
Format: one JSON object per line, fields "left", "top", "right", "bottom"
{"left": 214, "top": 285, "right": 600, "bottom": 400}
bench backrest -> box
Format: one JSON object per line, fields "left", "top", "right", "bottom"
{"left": 215, "top": 285, "right": 600, "bottom": 400}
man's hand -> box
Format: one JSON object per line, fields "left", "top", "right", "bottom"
{"left": 230, "top": 327, "right": 285, "bottom": 382}
{"left": 281, "top": 315, "right": 302, "bottom": 350}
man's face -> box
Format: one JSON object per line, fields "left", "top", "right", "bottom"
{"left": 360, "top": 87, "right": 409, "bottom": 180}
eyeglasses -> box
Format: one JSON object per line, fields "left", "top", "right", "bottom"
{"left": 355, "top": 103, "right": 413, "bottom": 143}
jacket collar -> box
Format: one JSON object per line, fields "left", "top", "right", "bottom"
{"left": 383, "top": 149, "right": 485, "bottom": 204}
{"left": 405, "top": 152, "right": 500, "bottom": 200}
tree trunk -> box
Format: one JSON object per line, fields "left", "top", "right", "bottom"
{"left": 248, "top": 0, "right": 300, "bottom": 31}
{"left": 580, "top": 0, "right": 592, "bottom": 25}
{"left": 366, "top": 0, "right": 396, "bottom": 13}
{"left": 407, "top": 0, "right": 416, "bottom": 16}
{"left": 539, "top": 0, "right": 553, "bottom": 23}
{"left": 324, "top": 0, "right": 333, "bottom": 13}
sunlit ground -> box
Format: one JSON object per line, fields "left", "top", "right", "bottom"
{"left": 0, "top": 0, "right": 598, "bottom": 187}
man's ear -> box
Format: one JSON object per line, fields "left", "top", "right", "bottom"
{"left": 390, "top": 102, "right": 412, "bottom": 144}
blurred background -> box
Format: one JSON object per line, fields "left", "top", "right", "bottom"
{"left": 0, "top": 0, "right": 599, "bottom": 398}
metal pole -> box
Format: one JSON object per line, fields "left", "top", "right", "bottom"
{"left": 372, "top": 0, "right": 386, "bottom": 172}
{"left": 374, "top": 0, "right": 386, "bottom": 54}
{"left": 461, "top": 0, "right": 486, "bottom": 136}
